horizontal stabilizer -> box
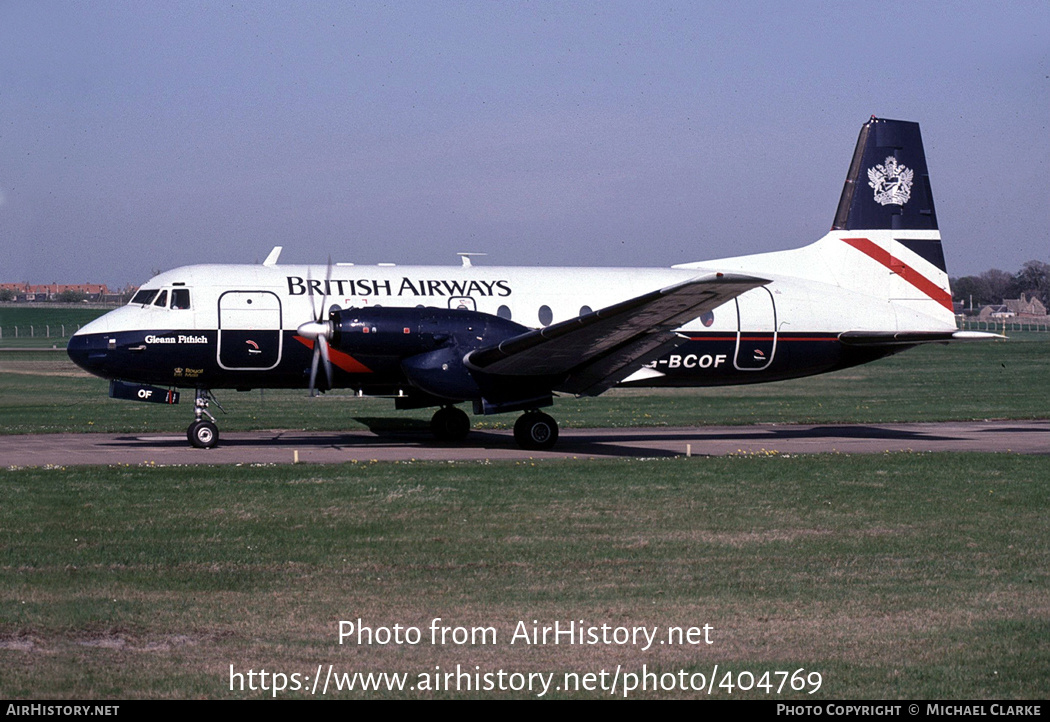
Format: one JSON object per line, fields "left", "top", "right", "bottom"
{"left": 839, "top": 330, "right": 1004, "bottom": 346}
{"left": 468, "top": 273, "right": 768, "bottom": 396}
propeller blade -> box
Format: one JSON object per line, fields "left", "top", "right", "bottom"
{"left": 298, "top": 318, "right": 334, "bottom": 396}
{"left": 317, "top": 254, "right": 333, "bottom": 322}
{"left": 308, "top": 344, "right": 321, "bottom": 397}
{"left": 303, "top": 256, "right": 335, "bottom": 397}
{"left": 318, "top": 334, "right": 333, "bottom": 390}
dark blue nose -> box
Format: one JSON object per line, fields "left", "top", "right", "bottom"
{"left": 67, "top": 333, "right": 113, "bottom": 379}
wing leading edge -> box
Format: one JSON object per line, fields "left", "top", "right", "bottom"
{"left": 467, "top": 273, "right": 769, "bottom": 396}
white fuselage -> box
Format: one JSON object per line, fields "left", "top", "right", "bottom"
{"left": 70, "top": 229, "right": 957, "bottom": 394}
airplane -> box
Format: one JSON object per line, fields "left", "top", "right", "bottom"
{"left": 67, "top": 116, "right": 995, "bottom": 450}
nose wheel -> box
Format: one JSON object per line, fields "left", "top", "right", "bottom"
{"left": 187, "top": 388, "right": 221, "bottom": 449}
{"left": 188, "top": 419, "right": 219, "bottom": 449}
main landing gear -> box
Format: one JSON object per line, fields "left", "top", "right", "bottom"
{"left": 187, "top": 389, "right": 221, "bottom": 449}
{"left": 513, "top": 411, "right": 559, "bottom": 450}
{"left": 430, "top": 406, "right": 471, "bottom": 442}
{"left": 429, "top": 406, "right": 560, "bottom": 450}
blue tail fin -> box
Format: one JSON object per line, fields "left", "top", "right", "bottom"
{"left": 832, "top": 116, "right": 938, "bottom": 234}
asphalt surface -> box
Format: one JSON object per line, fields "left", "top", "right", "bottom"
{"left": 2, "top": 420, "right": 1048, "bottom": 466}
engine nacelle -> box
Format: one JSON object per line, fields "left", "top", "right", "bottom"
{"left": 400, "top": 345, "right": 480, "bottom": 400}
{"left": 329, "top": 306, "right": 528, "bottom": 400}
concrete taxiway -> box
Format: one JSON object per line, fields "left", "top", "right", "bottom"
{"left": 1, "top": 420, "right": 1047, "bottom": 467}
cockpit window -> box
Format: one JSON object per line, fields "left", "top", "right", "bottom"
{"left": 153, "top": 290, "right": 168, "bottom": 308}
{"left": 171, "top": 289, "right": 191, "bottom": 310}
{"left": 131, "top": 289, "right": 158, "bottom": 305}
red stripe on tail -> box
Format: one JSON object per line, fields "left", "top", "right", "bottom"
{"left": 841, "top": 237, "right": 953, "bottom": 311}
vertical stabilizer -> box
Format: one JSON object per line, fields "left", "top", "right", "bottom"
{"left": 823, "top": 116, "right": 952, "bottom": 328}
{"left": 832, "top": 116, "right": 938, "bottom": 234}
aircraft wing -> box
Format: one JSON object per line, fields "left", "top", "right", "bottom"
{"left": 467, "top": 273, "right": 768, "bottom": 396}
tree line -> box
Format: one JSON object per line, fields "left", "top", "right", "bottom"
{"left": 951, "top": 260, "right": 1049, "bottom": 310}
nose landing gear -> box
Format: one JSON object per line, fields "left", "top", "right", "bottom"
{"left": 187, "top": 389, "right": 222, "bottom": 449}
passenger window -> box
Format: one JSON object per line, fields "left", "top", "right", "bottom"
{"left": 153, "top": 290, "right": 168, "bottom": 308}
{"left": 497, "top": 305, "right": 512, "bottom": 320}
{"left": 131, "top": 289, "right": 158, "bottom": 305}
{"left": 538, "top": 305, "right": 553, "bottom": 326}
{"left": 171, "top": 289, "right": 191, "bottom": 310}
{"left": 580, "top": 305, "right": 593, "bottom": 316}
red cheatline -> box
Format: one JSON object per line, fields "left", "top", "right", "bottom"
{"left": 293, "top": 336, "right": 373, "bottom": 374}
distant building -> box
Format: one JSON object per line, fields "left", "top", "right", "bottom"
{"left": 0, "top": 282, "right": 110, "bottom": 302}
{"left": 103, "top": 286, "right": 137, "bottom": 304}
{"left": 1004, "top": 293, "right": 1047, "bottom": 317}
{"left": 977, "top": 293, "right": 1048, "bottom": 321}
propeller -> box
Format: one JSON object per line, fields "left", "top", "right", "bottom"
{"left": 298, "top": 257, "right": 335, "bottom": 396}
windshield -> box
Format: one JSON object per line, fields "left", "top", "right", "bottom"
{"left": 130, "top": 289, "right": 158, "bottom": 305}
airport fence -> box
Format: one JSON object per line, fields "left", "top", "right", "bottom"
{"left": 0, "top": 324, "right": 83, "bottom": 340}
{"left": 957, "top": 318, "right": 1050, "bottom": 333}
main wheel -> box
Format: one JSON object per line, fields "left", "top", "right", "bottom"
{"left": 187, "top": 419, "right": 219, "bottom": 449}
{"left": 513, "top": 411, "right": 559, "bottom": 450}
{"left": 430, "top": 406, "right": 471, "bottom": 442}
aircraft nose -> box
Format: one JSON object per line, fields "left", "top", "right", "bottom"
{"left": 67, "top": 332, "right": 113, "bottom": 379}
{"left": 67, "top": 311, "right": 119, "bottom": 378}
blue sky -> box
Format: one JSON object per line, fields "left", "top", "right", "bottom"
{"left": 2, "top": 1, "right": 1047, "bottom": 286}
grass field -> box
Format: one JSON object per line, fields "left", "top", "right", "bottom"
{"left": 0, "top": 306, "right": 114, "bottom": 349}
{"left": 0, "top": 455, "right": 1047, "bottom": 699}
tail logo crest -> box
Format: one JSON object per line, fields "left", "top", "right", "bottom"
{"left": 868, "top": 157, "right": 914, "bottom": 206}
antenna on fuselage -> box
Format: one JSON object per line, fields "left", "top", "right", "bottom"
{"left": 457, "top": 252, "right": 487, "bottom": 268}
{"left": 263, "top": 246, "right": 283, "bottom": 266}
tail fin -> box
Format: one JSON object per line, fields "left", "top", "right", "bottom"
{"left": 821, "top": 116, "right": 955, "bottom": 328}
{"left": 831, "top": 116, "right": 946, "bottom": 274}
{"left": 833, "top": 117, "right": 938, "bottom": 233}
{"left": 829, "top": 117, "right": 1001, "bottom": 341}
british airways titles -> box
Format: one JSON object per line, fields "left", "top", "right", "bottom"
{"left": 287, "top": 276, "right": 512, "bottom": 298}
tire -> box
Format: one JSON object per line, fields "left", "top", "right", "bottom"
{"left": 188, "top": 420, "right": 219, "bottom": 449}
{"left": 430, "top": 407, "right": 471, "bottom": 442}
{"left": 513, "top": 412, "right": 559, "bottom": 450}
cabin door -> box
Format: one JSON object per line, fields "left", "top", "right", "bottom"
{"left": 734, "top": 287, "right": 777, "bottom": 371}
{"left": 217, "top": 290, "right": 283, "bottom": 370}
